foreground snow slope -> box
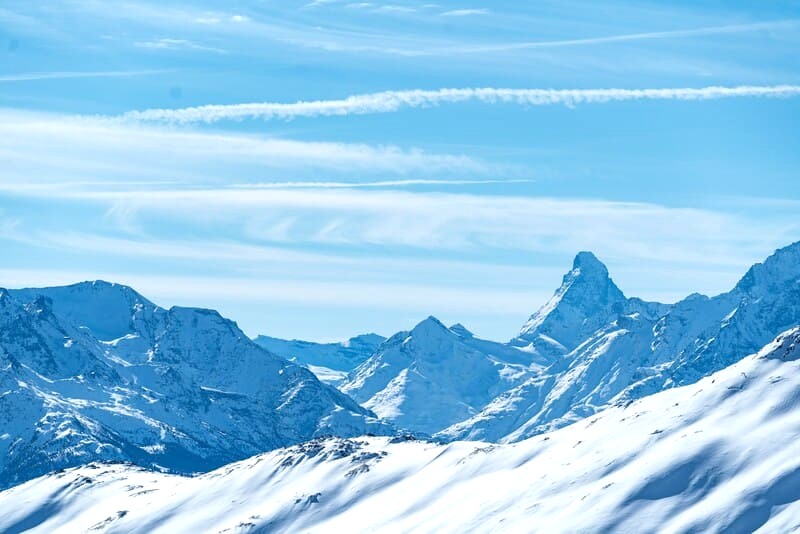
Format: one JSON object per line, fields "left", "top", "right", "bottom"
{"left": 3, "top": 327, "right": 799, "bottom": 533}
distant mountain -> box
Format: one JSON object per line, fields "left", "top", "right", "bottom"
{"left": 441, "top": 241, "right": 800, "bottom": 442}
{"left": 0, "top": 282, "right": 391, "bottom": 488}
{"left": 339, "top": 316, "right": 545, "bottom": 435}
{"left": 253, "top": 333, "right": 385, "bottom": 384}
{"left": 6, "top": 327, "right": 798, "bottom": 533}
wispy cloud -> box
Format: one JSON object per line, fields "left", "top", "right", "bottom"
{"left": 232, "top": 179, "right": 533, "bottom": 189}
{"left": 0, "top": 110, "right": 495, "bottom": 183}
{"left": 449, "top": 19, "right": 800, "bottom": 53}
{"left": 0, "top": 70, "right": 168, "bottom": 83}
{"left": 440, "top": 9, "right": 489, "bottom": 17}
{"left": 119, "top": 85, "right": 800, "bottom": 124}
{"left": 15, "top": 185, "right": 795, "bottom": 269}
{"left": 134, "top": 38, "right": 226, "bottom": 53}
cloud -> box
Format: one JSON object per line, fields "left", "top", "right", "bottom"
{"left": 0, "top": 70, "right": 168, "bottom": 83}
{"left": 119, "top": 85, "right": 800, "bottom": 124}
{"left": 448, "top": 19, "right": 800, "bottom": 53}
{"left": 16, "top": 185, "right": 795, "bottom": 270}
{"left": 134, "top": 38, "right": 226, "bottom": 53}
{"left": 231, "top": 179, "right": 534, "bottom": 189}
{"left": 440, "top": 9, "right": 489, "bottom": 17}
{"left": 0, "top": 110, "right": 494, "bottom": 184}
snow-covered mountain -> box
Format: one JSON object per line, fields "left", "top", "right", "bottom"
{"left": 253, "top": 333, "right": 385, "bottom": 384}
{"left": 441, "top": 241, "right": 800, "bottom": 442}
{"left": 0, "top": 281, "right": 391, "bottom": 489}
{"left": 4, "top": 327, "right": 798, "bottom": 533}
{"left": 339, "top": 317, "right": 545, "bottom": 435}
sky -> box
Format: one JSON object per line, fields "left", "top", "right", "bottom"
{"left": 1, "top": 0, "right": 799, "bottom": 342}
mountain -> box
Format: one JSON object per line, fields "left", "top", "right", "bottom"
{"left": 0, "top": 281, "right": 391, "bottom": 488}
{"left": 510, "top": 251, "right": 640, "bottom": 359}
{"left": 4, "top": 327, "right": 798, "bottom": 533}
{"left": 253, "top": 333, "right": 385, "bottom": 384}
{"left": 441, "top": 241, "right": 800, "bottom": 442}
{"left": 339, "top": 316, "right": 544, "bottom": 435}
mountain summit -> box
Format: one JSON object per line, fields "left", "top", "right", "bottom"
{"left": 512, "top": 251, "right": 626, "bottom": 358}
{"left": 340, "top": 315, "right": 542, "bottom": 435}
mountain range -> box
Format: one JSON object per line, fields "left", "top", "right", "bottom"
{"left": 0, "top": 282, "right": 391, "bottom": 489}
{"left": 0, "top": 240, "right": 799, "bottom": 500}
{"left": 4, "top": 326, "right": 798, "bottom": 533}
{"left": 442, "top": 241, "right": 800, "bottom": 442}
{"left": 266, "top": 241, "right": 800, "bottom": 444}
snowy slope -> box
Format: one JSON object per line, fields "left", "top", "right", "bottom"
{"left": 3, "top": 327, "right": 799, "bottom": 533}
{"left": 339, "top": 317, "right": 543, "bottom": 435}
{"left": 0, "top": 283, "right": 391, "bottom": 488}
{"left": 253, "top": 333, "right": 385, "bottom": 384}
{"left": 442, "top": 241, "right": 800, "bottom": 442}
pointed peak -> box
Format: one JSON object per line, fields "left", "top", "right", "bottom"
{"left": 411, "top": 316, "right": 449, "bottom": 335}
{"left": 572, "top": 251, "right": 608, "bottom": 275}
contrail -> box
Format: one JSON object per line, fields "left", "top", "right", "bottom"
{"left": 119, "top": 85, "right": 800, "bottom": 124}
{"left": 0, "top": 70, "right": 168, "bottom": 83}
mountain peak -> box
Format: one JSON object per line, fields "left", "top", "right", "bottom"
{"left": 558, "top": 251, "right": 623, "bottom": 305}
{"left": 411, "top": 316, "right": 449, "bottom": 336}
{"left": 572, "top": 251, "right": 608, "bottom": 275}
{"left": 735, "top": 240, "right": 800, "bottom": 293}
{"left": 449, "top": 323, "right": 473, "bottom": 338}
{"left": 514, "top": 251, "right": 625, "bottom": 353}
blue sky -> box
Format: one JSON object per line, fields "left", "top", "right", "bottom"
{"left": 1, "top": 0, "right": 799, "bottom": 341}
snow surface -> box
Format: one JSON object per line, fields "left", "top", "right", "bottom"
{"left": 0, "top": 282, "right": 392, "bottom": 488}
{"left": 3, "top": 327, "right": 799, "bottom": 533}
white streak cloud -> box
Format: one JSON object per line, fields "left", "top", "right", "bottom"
{"left": 0, "top": 70, "right": 168, "bottom": 83}
{"left": 440, "top": 9, "right": 490, "bottom": 17}
{"left": 231, "top": 179, "right": 534, "bottom": 189}
{"left": 120, "top": 85, "right": 800, "bottom": 124}
{"left": 0, "top": 110, "right": 494, "bottom": 183}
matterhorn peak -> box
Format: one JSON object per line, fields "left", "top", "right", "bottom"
{"left": 513, "top": 251, "right": 626, "bottom": 355}
{"left": 572, "top": 251, "right": 608, "bottom": 274}
{"left": 559, "top": 251, "right": 623, "bottom": 302}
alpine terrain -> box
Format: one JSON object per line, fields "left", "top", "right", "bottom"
{"left": 0, "top": 282, "right": 391, "bottom": 489}
{"left": 253, "top": 333, "right": 385, "bottom": 385}
{"left": 439, "top": 241, "right": 800, "bottom": 442}
{"left": 3, "top": 327, "right": 798, "bottom": 533}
